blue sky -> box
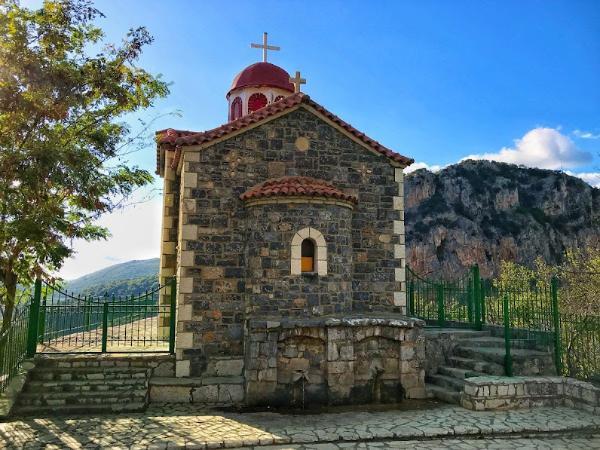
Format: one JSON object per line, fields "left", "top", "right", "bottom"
{"left": 37, "top": 0, "right": 599, "bottom": 278}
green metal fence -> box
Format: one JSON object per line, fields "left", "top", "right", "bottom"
{"left": 0, "top": 299, "right": 31, "bottom": 394}
{"left": 407, "top": 266, "right": 481, "bottom": 329}
{"left": 0, "top": 276, "right": 178, "bottom": 394}
{"left": 35, "top": 277, "right": 177, "bottom": 354}
{"left": 408, "top": 265, "right": 600, "bottom": 382}
{"left": 406, "top": 265, "right": 596, "bottom": 380}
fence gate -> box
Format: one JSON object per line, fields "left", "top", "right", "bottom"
{"left": 28, "top": 278, "right": 176, "bottom": 354}
{"left": 407, "top": 265, "right": 482, "bottom": 329}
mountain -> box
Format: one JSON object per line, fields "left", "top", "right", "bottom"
{"left": 405, "top": 160, "right": 600, "bottom": 279}
{"left": 65, "top": 258, "right": 159, "bottom": 297}
{"left": 64, "top": 160, "right": 599, "bottom": 291}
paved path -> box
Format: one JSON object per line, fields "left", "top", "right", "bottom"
{"left": 0, "top": 403, "right": 599, "bottom": 449}
{"left": 254, "top": 437, "right": 600, "bottom": 449}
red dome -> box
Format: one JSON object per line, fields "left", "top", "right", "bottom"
{"left": 228, "top": 62, "right": 294, "bottom": 97}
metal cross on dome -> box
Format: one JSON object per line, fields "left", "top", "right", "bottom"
{"left": 251, "top": 32, "right": 280, "bottom": 62}
{"left": 290, "top": 71, "right": 306, "bottom": 93}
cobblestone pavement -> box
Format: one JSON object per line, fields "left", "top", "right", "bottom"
{"left": 0, "top": 402, "right": 599, "bottom": 449}
{"left": 253, "top": 436, "right": 600, "bottom": 449}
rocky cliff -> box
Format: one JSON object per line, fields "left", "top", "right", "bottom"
{"left": 405, "top": 160, "right": 600, "bottom": 278}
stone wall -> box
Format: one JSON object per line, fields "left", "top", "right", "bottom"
{"left": 245, "top": 202, "right": 353, "bottom": 318}
{"left": 175, "top": 107, "right": 407, "bottom": 376}
{"left": 462, "top": 376, "right": 600, "bottom": 414}
{"left": 245, "top": 316, "right": 426, "bottom": 406}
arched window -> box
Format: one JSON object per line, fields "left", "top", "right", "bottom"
{"left": 274, "top": 95, "right": 285, "bottom": 103}
{"left": 230, "top": 97, "right": 242, "bottom": 121}
{"left": 301, "top": 239, "right": 315, "bottom": 272}
{"left": 291, "top": 228, "right": 327, "bottom": 275}
{"left": 248, "top": 93, "right": 268, "bottom": 113}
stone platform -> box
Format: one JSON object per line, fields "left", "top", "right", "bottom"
{"left": 1, "top": 402, "right": 599, "bottom": 449}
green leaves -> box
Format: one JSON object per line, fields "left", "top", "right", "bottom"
{"left": 0, "top": 0, "right": 169, "bottom": 325}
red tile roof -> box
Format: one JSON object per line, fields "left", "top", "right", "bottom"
{"left": 156, "top": 93, "right": 413, "bottom": 174}
{"left": 240, "top": 176, "right": 358, "bottom": 204}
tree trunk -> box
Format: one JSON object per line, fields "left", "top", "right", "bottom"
{"left": 1, "top": 270, "right": 17, "bottom": 334}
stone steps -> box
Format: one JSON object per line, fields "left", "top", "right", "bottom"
{"left": 425, "top": 327, "right": 556, "bottom": 406}
{"left": 454, "top": 345, "right": 555, "bottom": 367}
{"left": 426, "top": 373, "right": 465, "bottom": 391}
{"left": 448, "top": 356, "right": 505, "bottom": 376}
{"left": 425, "top": 383, "right": 462, "bottom": 404}
{"left": 13, "top": 401, "right": 147, "bottom": 417}
{"left": 423, "top": 328, "right": 491, "bottom": 339}
{"left": 30, "top": 366, "right": 149, "bottom": 382}
{"left": 18, "top": 388, "right": 148, "bottom": 406}
{"left": 11, "top": 355, "right": 162, "bottom": 417}
{"left": 426, "top": 329, "right": 494, "bottom": 405}
{"left": 24, "top": 378, "right": 145, "bottom": 393}
{"left": 458, "top": 336, "right": 538, "bottom": 350}
{"left": 437, "top": 365, "right": 485, "bottom": 379}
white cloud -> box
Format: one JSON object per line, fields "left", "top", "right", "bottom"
{"left": 463, "top": 127, "right": 592, "bottom": 170}
{"left": 404, "top": 162, "right": 444, "bottom": 174}
{"left": 573, "top": 129, "right": 600, "bottom": 140}
{"left": 565, "top": 171, "right": 600, "bottom": 188}
{"left": 57, "top": 197, "right": 162, "bottom": 280}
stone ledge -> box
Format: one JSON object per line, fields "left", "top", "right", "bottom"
{"left": 248, "top": 314, "right": 425, "bottom": 331}
{"left": 462, "top": 375, "right": 600, "bottom": 414}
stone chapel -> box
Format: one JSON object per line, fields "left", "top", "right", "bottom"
{"left": 154, "top": 34, "right": 426, "bottom": 406}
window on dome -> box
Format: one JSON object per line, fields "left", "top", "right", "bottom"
{"left": 230, "top": 97, "right": 242, "bottom": 121}
{"left": 291, "top": 228, "right": 327, "bottom": 275}
{"left": 301, "top": 239, "right": 315, "bottom": 273}
{"left": 248, "top": 93, "right": 268, "bottom": 113}
{"left": 274, "top": 95, "right": 285, "bottom": 103}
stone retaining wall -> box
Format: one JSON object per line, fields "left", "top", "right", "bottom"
{"left": 149, "top": 376, "right": 244, "bottom": 405}
{"left": 462, "top": 375, "right": 600, "bottom": 414}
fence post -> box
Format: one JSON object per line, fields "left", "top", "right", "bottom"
{"left": 473, "top": 265, "right": 482, "bottom": 331}
{"left": 503, "top": 293, "right": 513, "bottom": 377}
{"left": 480, "top": 278, "right": 486, "bottom": 326}
{"left": 84, "top": 298, "right": 91, "bottom": 332}
{"left": 101, "top": 302, "right": 109, "bottom": 353}
{"left": 467, "top": 275, "right": 474, "bottom": 324}
{"left": 38, "top": 296, "right": 46, "bottom": 343}
{"left": 408, "top": 280, "right": 415, "bottom": 316}
{"left": 26, "top": 279, "right": 42, "bottom": 357}
{"left": 169, "top": 277, "right": 177, "bottom": 354}
{"left": 551, "top": 276, "right": 563, "bottom": 376}
{"left": 436, "top": 283, "right": 445, "bottom": 328}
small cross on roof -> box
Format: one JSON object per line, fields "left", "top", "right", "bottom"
{"left": 290, "top": 71, "right": 306, "bottom": 93}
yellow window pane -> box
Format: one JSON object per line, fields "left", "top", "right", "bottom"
{"left": 301, "top": 257, "right": 314, "bottom": 272}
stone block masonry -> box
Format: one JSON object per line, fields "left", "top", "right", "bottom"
{"left": 462, "top": 375, "right": 600, "bottom": 414}
{"left": 245, "top": 315, "right": 426, "bottom": 406}
{"left": 244, "top": 202, "right": 353, "bottom": 318}
{"left": 174, "top": 108, "right": 408, "bottom": 377}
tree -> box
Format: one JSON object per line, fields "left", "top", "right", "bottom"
{"left": 0, "top": 0, "right": 169, "bottom": 331}
{"left": 558, "top": 238, "right": 600, "bottom": 315}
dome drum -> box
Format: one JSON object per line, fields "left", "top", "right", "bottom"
{"left": 227, "top": 62, "right": 294, "bottom": 121}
